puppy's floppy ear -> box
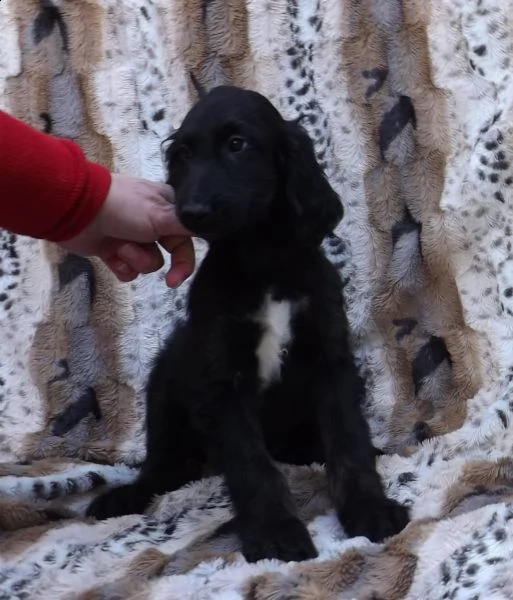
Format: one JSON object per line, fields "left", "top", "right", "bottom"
{"left": 161, "top": 130, "right": 177, "bottom": 182}
{"left": 282, "top": 119, "right": 343, "bottom": 244}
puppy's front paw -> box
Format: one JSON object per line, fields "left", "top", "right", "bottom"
{"left": 240, "top": 516, "right": 318, "bottom": 563}
{"left": 86, "top": 484, "right": 150, "bottom": 520}
{"left": 338, "top": 494, "right": 409, "bottom": 543}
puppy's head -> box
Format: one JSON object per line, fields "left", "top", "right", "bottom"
{"left": 165, "top": 86, "right": 342, "bottom": 244}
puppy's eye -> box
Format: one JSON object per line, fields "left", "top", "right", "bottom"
{"left": 175, "top": 145, "right": 192, "bottom": 161}
{"left": 227, "top": 136, "right": 247, "bottom": 153}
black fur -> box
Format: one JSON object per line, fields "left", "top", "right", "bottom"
{"left": 87, "top": 86, "right": 409, "bottom": 562}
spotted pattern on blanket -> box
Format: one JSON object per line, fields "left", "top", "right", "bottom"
{"left": 1, "top": 0, "right": 513, "bottom": 598}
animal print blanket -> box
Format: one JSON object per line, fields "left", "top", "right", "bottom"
{"left": 1, "top": 0, "right": 513, "bottom": 597}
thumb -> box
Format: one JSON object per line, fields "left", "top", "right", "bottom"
{"left": 159, "top": 235, "right": 196, "bottom": 288}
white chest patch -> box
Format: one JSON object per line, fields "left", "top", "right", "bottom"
{"left": 254, "top": 294, "right": 292, "bottom": 387}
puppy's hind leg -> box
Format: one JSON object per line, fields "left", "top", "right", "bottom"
{"left": 316, "top": 361, "right": 410, "bottom": 542}
{"left": 87, "top": 361, "right": 203, "bottom": 520}
{"left": 86, "top": 417, "right": 201, "bottom": 520}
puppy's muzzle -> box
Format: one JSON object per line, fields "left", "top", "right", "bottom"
{"left": 178, "top": 203, "right": 215, "bottom": 233}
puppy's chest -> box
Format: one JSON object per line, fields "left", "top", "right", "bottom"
{"left": 252, "top": 293, "right": 304, "bottom": 388}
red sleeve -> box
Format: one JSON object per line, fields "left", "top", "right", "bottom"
{"left": 0, "top": 111, "right": 111, "bottom": 242}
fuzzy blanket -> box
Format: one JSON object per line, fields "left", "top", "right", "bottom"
{"left": 1, "top": 0, "right": 513, "bottom": 598}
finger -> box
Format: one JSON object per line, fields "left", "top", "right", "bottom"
{"left": 156, "top": 202, "right": 191, "bottom": 237}
{"left": 117, "top": 242, "right": 165, "bottom": 274}
{"left": 159, "top": 235, "right": 196, "bottom": 288}
{"left": 164, "top": 238, "right": 195, "bottom": 288}
{"left": 103, "top": 257, "right": 139, "bottom": 283}
{"left": 155, "top": 182, "right": 175, "bottom": 204}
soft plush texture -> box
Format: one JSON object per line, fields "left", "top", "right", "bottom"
{"left": 1, "top": 0, "right": 513, "bottom": 598}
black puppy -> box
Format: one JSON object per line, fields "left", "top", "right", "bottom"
{"left": 87, "top": 86, "right": 409, "bottom": 562}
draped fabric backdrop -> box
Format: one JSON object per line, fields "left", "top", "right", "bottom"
{"left": 1, "top": 0, "right": 513, "bottom": 598}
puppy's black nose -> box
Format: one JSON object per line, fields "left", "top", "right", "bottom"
{"left": 179, "top": 204, "right": 212, "bottom": 230}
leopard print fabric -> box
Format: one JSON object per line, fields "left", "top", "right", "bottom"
{"left": 1, "top": 0, "right": 513, "bottom": 598}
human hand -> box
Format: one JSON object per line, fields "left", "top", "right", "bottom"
{"left": 59, "top": 174, "right": 195, "bottom": 287}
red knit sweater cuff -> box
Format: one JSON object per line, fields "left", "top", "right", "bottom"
{"left": 46, "top": 145, "right": 112, "bottom": 242}
{"left": 0, "top": 111, "right": 112, "bottom": 242}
